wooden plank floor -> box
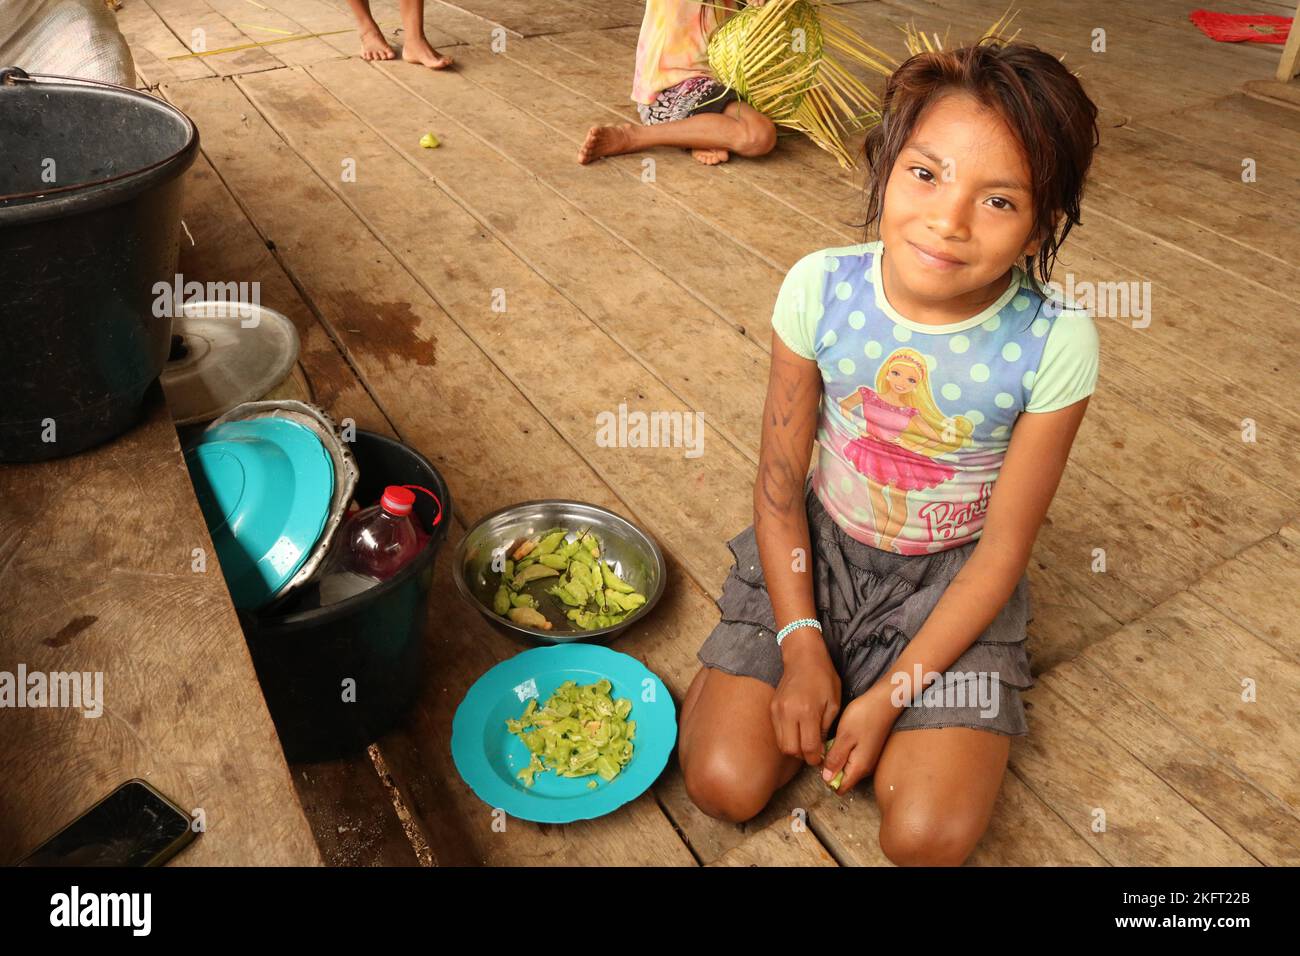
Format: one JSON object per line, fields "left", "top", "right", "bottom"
{"left": 0, "top": 386, "right": 322, "bottom": 866}
{"left": 120, "top": 0, "right": 1300, "bottom": 865}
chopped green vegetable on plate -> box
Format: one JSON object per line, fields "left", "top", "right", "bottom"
{"left": 506, "top": 678, "right": 636, "bottom": 788}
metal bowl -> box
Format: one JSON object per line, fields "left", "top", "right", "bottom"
{"left": 454, "top": 500, "right": 666, "bottom": 645}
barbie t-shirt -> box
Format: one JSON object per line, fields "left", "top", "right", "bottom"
{"left": 772, "top": 241, "right": 1099, "bottom": 555}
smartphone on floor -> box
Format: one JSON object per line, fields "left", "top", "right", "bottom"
{"left": 18, "top": 779, "right": 198, "bottom": 867}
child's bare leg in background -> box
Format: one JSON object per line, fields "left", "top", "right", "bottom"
{"left": 579, "top": 100, "right": 777, "bottom": 166}
{"left": 398, "top": 0, "right": 454, "bottom": 69}
{"left": 346, "top": 0, "right": 394, "bottom": 61}
{"left": 678, "top": 667, "right": 803, "bottom": 822}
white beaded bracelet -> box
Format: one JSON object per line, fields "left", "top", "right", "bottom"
{"left": 775, "top": 618, "right": 822, "bottom": 647}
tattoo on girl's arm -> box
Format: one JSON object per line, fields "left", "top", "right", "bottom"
{"left": 758, "top": 374, "right": 815, "bottom": 519}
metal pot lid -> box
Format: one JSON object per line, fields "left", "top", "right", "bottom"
{"left": 162, "top": 301, "right": 300, "bottom": 426}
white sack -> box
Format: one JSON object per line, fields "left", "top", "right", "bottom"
{"left": 0, "top": 0, "right": 135, "bottom": 87}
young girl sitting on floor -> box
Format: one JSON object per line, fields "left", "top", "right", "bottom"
{"left": 579, "top": 0, "right": 777, "bottom": 166}
{"left": 678, "top": 38, "right": 1101, "bottom": 865}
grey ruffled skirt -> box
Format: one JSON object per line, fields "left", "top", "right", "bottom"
{"left": 697, "top": 479, "right": 1036, "bottom": 736}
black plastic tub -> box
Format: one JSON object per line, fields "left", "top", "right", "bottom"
{"left": 0, "top": 68, "right": 199, "bottom": 462}
{"left": 240, "top": 432, "right": 453, "bottom": 763}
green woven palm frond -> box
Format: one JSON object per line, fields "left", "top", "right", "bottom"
{"left": 705, "top": 0, "right": 901, "bottom": 168}
{"left": 899, "top": 4, "right": 1021, "bottom": 56}
{"left": 702, "top": 0, "right": 1024, "bottom": 168}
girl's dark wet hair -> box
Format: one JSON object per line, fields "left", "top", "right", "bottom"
{"left": 860, "top": 38, "right": 1100, "bottom": 294}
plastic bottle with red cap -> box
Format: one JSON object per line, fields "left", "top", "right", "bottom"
{"left": 334, "top": 484, "right": 423, "bottom": 581}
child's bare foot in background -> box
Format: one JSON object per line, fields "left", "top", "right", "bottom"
{"left": 359, "top": 26, "right": 394, "bottom": 61}
{"left": 579, "top": 124, "right": 636, "bottom": 164}
{"left": 402, "top": 37, "right": 454, "bottom": 69}
{"left": 691, "top": 147, "right": 729, "bottom": 165}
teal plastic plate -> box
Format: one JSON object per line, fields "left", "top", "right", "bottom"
{"left": 185, "top": 418, "right": 334, "bottom": 609}
{"left": 451, "top": 645, "right": 677, "bottom": 824}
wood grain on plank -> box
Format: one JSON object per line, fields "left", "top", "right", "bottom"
{"left": 420, "top": 41, "right": 807, "bottom": 331}
{"left": 872, "top": 0, "right": 1267, "bottom": 105}
{"left": 970, "top": 769, "right": 1109, "bottom": 866}
{"left": 708, "top": 815, "right": 838, "bottom": 866}
{"left": 203, "top": 0, "right": 345, "bottom": 66}
{"left": 241, "top": 0, "right": 362, "bottom": 56}
{"left": 1015, "top": 464, "right": 1201, "bottom": 626}
{"left": 843, "top": 0, "right": 1170, "bottom": 122}
{"left": 1191, "top": 535, "right": 1300, "bottom": 664}
{"left": 1049, "top": 657, "right": 1298, "bottom": 865}
{"left": 1009, "top": 680, "right": 1258, "bottom": 865}
{"left": 1106, "top": 0, "right": 1300, "bottom": 34}
{"left": 1020, "top": 562, "right": 1119, "bottom": 674}
{"left": 1078, "top": 591, "right": 1300, "bottom": 815}
{"left": 290, "top": 754, "right": 423, "bottom": 865}
{"left": 1091, "top": 131, "right": 1298, "bottom": 260}
{"left": 1060, "top": 222, "right": 1300, "bottom": 424}
{"left": 1083, "top": 187, "right": 1300, "bottom": 313}
{"left": 427, "top": 0, "right": 639, "bottom": 37}
{"left": 655, "top": 757, "right": 850, "bottom": 864}
{"left": 0, "top": 386, "right": 320, "bottom": 866}
{"left": 117, "top": 0, "right": 217, "bottom": 85}
{"left": 1062, "top": 387, "right": 1293, "bottom": 562}
{"left": 1140, "top": 96, "right": 1300, "bottom": 181}
{"left": 308, "top": 56, "right": 772, "bottom": 460}
{"left": 144, "top": 0, "right": 286, "bottom": 75}
{"left": 1052, "top": 244, "right": 1300, "bottom": 507}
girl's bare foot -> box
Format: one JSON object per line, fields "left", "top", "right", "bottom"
{"left": 402, "top": 38, "right": 453, "bottom": 69}
{"left": 360, "top": 27, "right": 394, "bottom": 61}
{"left": 691, "top": 147, "right": 730, "bottom": 165}
{"left": 578, "top": 124, "right": 636, "bottom": 164}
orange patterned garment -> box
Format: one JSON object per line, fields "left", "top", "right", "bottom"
{"left": 631, "top": 0, "right": 739, "bottom": 105}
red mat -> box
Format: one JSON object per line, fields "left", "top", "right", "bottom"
{"left": 1190, "top": 9, "right": 1292, "bottom": 44}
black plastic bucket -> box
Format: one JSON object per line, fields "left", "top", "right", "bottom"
{"left": 0, "top": 68, "right": 199, "bottom": 462}
{"left": 240, "top": 432, "right": 453, "bottom": 763}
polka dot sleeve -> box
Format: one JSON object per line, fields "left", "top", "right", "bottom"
{"left": 1024, "top": 310, "right": 1099, "bottom": 413}
{"left": 770, "top": 250, "right": 830, "bottom": 361}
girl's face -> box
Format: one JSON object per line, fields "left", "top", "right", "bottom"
{"left": 885, "top": 362, "right": 921, "bottom": 396}
{"left": 879, "top": 91, "right": 1041, "bottom": 319}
